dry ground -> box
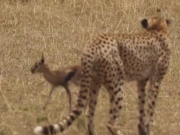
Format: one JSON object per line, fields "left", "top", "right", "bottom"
{"left": 0, "top": 0, "right": 180, "bottom": 135}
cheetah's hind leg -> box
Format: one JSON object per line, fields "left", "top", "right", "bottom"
{"left": 86, "top": 81, "right": 101, "bottom": 135}
{"left": 104, "top": 57, "right": 124, "bottom": 135}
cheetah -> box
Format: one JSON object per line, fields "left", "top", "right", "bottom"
{"left": 34, "top": 17, "right": 171, "bottom": 135}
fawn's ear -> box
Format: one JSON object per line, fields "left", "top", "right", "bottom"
{"left": 41, "top": 52, "right": 45, "bottom": 63}
{"left": 166, "top": 19, "right": 171, "bottom": 26}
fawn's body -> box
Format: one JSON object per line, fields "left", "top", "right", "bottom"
{"left": 31, "top": 54, "right": 81, "bottom": 112}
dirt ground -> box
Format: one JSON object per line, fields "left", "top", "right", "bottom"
{"left": 0, "top": 0, "right": 180, "bottom": 135}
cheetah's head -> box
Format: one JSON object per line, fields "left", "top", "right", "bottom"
{"left": 141, "top": 17, "right": 171, "bottom": 32}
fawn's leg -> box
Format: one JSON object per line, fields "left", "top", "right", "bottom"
{"left": 43, "top": 86, "right": 55, "bottom": 110}
{"left": 64, "top": 85, "right": 72, "bottom": 114}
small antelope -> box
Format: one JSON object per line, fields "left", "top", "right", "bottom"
{"left": 30, "top": 54, "right": 81, "bottom": 113}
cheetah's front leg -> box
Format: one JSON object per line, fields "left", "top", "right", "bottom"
{"left": 145, "top": 80, "right": 160, "bottom": 135}
{"left": 145, "top": 54, "right": 169, "bottom": 135}
{"left": 137, "top": 79, "right": 148, "bottom": 135}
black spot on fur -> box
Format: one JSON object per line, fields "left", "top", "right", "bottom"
{"left": 139, "top": 117, "right": 143, "bottom": 122}
{"left": 79, "top": 95, "right": 87, "bottom": 100}
{"left": 141, "top": 88, "right": 145, "bottom": 92}
{"left": 81, "top": 84, "right": 86, "bottom": 88}
{"left": 140, "top": 109, "right": 144, "bottom": 114}
{"left": 114, "top": 90, "right": 119, "bottom": 95}
{"left": 117, "top": 97, "right": 122, "bottom": 101}
{"left": 92, "top": 90, "right": 96, "bottom": 94}
{"left": 91, "top": 112, "right": 94, "bottom": 116}
{"left": 110, "top": 97, "right": 114, "bottom": 102}
{"left": 72, "top": 110, "right": 81, "bottom": 116}
{"left": 70, "top": 114, "right": 75, "bottom": 121}
{"left": 77, "top": 103, "right": 84, "bottom": 108}
{"left": 115, "top": 101, "right": 119, "bottom": 105}
{"left": 141, "top": 100, "right": 145, "bottom": 104}
{"left": 118, "top": 106, "right": 122, "bottom": 109}
{"left": 154, "top": 85, "right": 159, "bottom": 89}
{"left": 67, "top": 119, "right": 72, "bottom": 126}
{"left": 109, "top": 109, "right": 113, "bottom": 114}
{"left": 152, "top": 101, "right": 155, "bottom": 105}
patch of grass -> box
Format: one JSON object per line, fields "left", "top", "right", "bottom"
{"left": 36, "top": 116, "right": 48, "bottom": 124}
{"left": 0, "top": 130, "right": 5, "bottom": 135}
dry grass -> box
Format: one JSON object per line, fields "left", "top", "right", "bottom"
{"left": 0, "top": 0, "right": 180, "bottom": 135}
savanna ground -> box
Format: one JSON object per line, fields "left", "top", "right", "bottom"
{"left": 0, "top": 0, "right": 180, "bottom": 135}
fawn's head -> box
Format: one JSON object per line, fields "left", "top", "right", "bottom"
{"left": 31, "top": 53, "right": 46, "bottom": 74}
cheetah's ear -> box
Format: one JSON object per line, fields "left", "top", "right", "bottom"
{"left": 41, "top": 52, "right": 45, "bottom": 63}
{"left": 141, "top": 19, "right": 148, "bottom": 29}
{"left": 166, "top": 19, "right": 171, "bottom": 26}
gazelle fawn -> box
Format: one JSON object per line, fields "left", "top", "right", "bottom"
{"left": 30, "top": 53, "right": 81, "bottom": 113}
